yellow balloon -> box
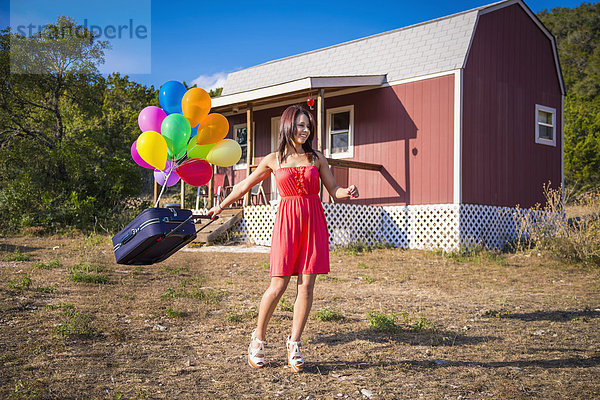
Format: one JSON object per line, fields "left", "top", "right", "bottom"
{"left": 206, "top": 139, "right": 242, "bottom": 167}
{"left": 182, "top": 88, "right": 211, "bottom": 128}
{"left": 196, "top": 113, "right": 229, "bottom": 145}
{"left": 136, "top": 130, "right": 167, "bottom": 170}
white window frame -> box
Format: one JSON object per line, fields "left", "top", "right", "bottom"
{"left": 326, "top": 105, "right": 354, "bottom": 159}
{"left": 535, "top": 104, "right": 556, "bottom": 147}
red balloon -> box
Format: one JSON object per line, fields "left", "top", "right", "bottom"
{"left": 175, "top": 158, "right": 213, "bottom": 187}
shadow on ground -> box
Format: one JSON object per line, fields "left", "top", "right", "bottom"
{"left": 304, "top": 355, "right": 600, "bottom": 374}
{"left": 504, "top": 309, "right": 600, "bottom": 322}
{"left": 312, "top": 328, "right": 496, "bottom": 347}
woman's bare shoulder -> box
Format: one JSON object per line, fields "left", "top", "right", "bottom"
{"left": 313, "top": 150, "right": 327, "bottom": 167}
{"left": 260, "top": 152, "right": 278, "bottom": 170}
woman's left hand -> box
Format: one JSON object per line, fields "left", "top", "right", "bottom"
{"left": 347, "top": 185, "right": 359, "bottom": 199}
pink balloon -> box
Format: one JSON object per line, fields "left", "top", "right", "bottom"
{"left": 154, "top": 160, "right": 180, "bottom": 187}
{"left": 131, "top": 141, "right": 154, "bottom": 169}
{"left": 176, "top": 158, "right": 213, "bottom": 187}
{"left": 138, "top": 106, "right": 167, "bottom": 133}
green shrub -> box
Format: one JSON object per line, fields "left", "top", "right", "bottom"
{"left": 3, "top": 249, "right": 31, "bottom": 261}
{"left": 278, "top": 296, "right": 294, "bottom": 312}
{"left": 314, "top": 307, "right": 345, "bottom": 322}
{"left": 53, "top": 308, "right": 96, "bottom": 339}
{"left": 165, "top": 307, "right": 186, "bottom": 318}
{"left": 34, "top": 259, "right": 61, "bottom": 269}
{"left": 226, "top": 312, "right": 243, "bottom": 323}
{"left": 68, "top": 262, "right": 108, "bottom": 284}
{"left": 8, "top": 274, "right": 32, "bottom": 290}
{"left": 366, "top": 311, "right": 399, "bottom": 332}
{"left": 411, "top": 316, "right": 436, "bottom": 331}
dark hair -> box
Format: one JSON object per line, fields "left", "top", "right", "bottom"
{"left": 277, "top": 104, "right": 317, "bottom": 163}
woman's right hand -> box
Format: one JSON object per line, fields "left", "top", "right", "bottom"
{"left": 207, "top": 205, "right": 223, "bottom": 219}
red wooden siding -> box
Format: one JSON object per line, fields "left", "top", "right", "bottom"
{"left": 324, "top": 76, "right": 455, "bottom": 206}
{"left": 462, "top": 4, "right": 562, "bottom": 208}
{"left": 224, "top": 76, "right": 455, "bottom": 206}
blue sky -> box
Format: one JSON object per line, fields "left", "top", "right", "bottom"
{"left": 1, "top": 0, "right": 587, "bottom": 90}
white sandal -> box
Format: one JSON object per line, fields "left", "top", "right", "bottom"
{"left": 248, "top": 330, "right": 265, "bottom": 368}
{"left": 286, "top": 337, "right": 304, "bottom": 372}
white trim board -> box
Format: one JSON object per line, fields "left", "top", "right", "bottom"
{"left": 453, "top": 70, "right": 463, "bottom": 205}
{"left": 212, "top": 75, "right": 386, "bottom": 108}
{"left": 220, "top": 70, "right": 459, "bottom": 116}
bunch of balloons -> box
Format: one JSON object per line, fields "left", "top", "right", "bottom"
{"left": 131, "top": 81, "right": 242, "bottom": 187}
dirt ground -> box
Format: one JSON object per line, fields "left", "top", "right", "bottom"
{"left": 1, "top": 234, "right": 599, "bottom": 400}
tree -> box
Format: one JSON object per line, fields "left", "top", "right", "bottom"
{"left": 0, "top": 17, "right": 156, "bottom": 233}
{"left": 538, "top": 3, "right": 600, "bottom": 193}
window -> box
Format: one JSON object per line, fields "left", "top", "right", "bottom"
{"left": 535, "top": 104, "right": 556, "bottom": 146}
{"left": 233, "top": 123, "right": 247, "bottom": 170}
{"left": 326, "top": 105, "right": 354, "bottom": 158}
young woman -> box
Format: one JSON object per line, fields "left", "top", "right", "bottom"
{"left": 207, "top": 104, "right": 358, "bottom": 372}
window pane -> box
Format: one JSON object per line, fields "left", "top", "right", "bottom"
{"left": 332, "top": 111, "right": 350, "bottom": 131}
{"left": 236, "top": 127, "right": 247, "bottom": 145}
{"left": 236, "top": 127, "right": 247, "bottom": 165}
{"left": 538, "top": 110, "right": 552, "bottom": 124}
{"left": 539, "top": 125, "right": 553, "bottom": 140}
{"left": 332, "top": 132, "right": 348, "bottom": 153}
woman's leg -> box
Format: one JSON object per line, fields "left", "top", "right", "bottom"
{"left": 290, "top": 274, "right": 317, "bottom": 341}
{"left": 254, "top": 276, "right": 291, "bottom": 341}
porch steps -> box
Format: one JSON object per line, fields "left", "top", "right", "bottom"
{"left": 195, "top": 208, "right": 243, "bottom": 244}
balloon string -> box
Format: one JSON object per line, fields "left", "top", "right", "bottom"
{"left": 154, "top": 160, "right": 177, "bottom": 208}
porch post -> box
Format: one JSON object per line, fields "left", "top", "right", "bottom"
{"left": 208, "top": 165, "right": 214, "bottom": 208}
{"left": 317, "top": 88, "right": 325, "bottom": 200}
{"left": 244, "top": 106, "right": 254, "bottom": 206}
{"left": 153, "top": 179, "right": 158, "bottom": 206}
{"left": 180, "top": 180, "right": 185, "bottom": 209}
{"left": 317, "top": 88, "right": 325, "bottom": 152}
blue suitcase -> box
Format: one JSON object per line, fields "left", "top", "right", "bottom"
{"left": 112, "top": 207, "right": 216, "bottom": 265}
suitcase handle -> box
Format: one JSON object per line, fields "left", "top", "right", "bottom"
{"left": 121, "top": 228, "right": 138, "bottom": 245}
{"left": 160, "top": 214, "right": 218, "bottom": 241}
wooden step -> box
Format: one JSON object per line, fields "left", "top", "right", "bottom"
{"left": 195, "top": 209, "right": 243, "bottom": 244}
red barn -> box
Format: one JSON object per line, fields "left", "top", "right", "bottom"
{"left": 207, "top": 0, "right": 564, "bottom": 250}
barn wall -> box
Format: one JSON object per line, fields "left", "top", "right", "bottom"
{"left": 462, "top": 3, "right": 563, "bottom": 208}
{"left": 225, "top": 75, "right": 455, "bottom": 206}
{"left": 324, "top": 76, "right": 454, "bottom": 206}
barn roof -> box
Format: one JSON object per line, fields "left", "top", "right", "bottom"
{"left": 213, "top": 0, "right": 563, "bottom": 108}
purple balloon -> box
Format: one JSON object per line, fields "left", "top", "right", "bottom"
{"left": 131, "top": 140, "right": 154, "bottom": 169}
{"left": 138, "top": 106, "right": 167, "bottom": 133}
{"left": 154, "top": 160, "right": 180, "bottom": 187}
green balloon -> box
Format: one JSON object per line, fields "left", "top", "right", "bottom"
{"left": 168, "top": 145, "right": 187, "bottom": 161}
{"left": 187, "top": 140, "right": 216, "bottom": 159}
{"left": 161, "top": 113, "right": 191, "bottom": 156}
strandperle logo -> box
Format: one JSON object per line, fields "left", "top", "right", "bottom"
{"left": 15, "top": 19, "right": 149, "bottom": 40}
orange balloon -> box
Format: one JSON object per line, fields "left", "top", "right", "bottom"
{"left": 182, "top": 88, "right": 211, "bottom": 127}
{"left": 196, "top": 113, "right": 230, "bottom": 145}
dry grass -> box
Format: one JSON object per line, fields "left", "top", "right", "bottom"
{"left": 513, "top": 187, "right": 600, "bottom": 267}
{"left": 0, "top": 235, "right": 599, "bottom": 399}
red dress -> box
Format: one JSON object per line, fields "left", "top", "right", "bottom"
{"left": 269, "top": 166, "right": 330, "bottom": 277}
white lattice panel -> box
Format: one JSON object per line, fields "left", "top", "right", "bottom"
{"left": 214, "top": 203, "right": 559, "bottom": 252}
{"left": 243, "top": 205, "right": 277, "bottom": 246}
{"left": 323, "top": 203, "right": 383, "bottom": 250}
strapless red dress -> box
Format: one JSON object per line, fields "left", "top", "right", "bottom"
{"left": 269, "top": 166, "right": 330, "bottom": 277}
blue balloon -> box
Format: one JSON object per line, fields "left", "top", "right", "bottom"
{"left": 159, "top": 81, "right": 187, "bottom": 115}
{"left": 190, "top": 125, "right": 198, "bottom": 138}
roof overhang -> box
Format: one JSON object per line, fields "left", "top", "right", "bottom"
{"left": 212, "top": 75, "right": 387, "bottom": 109}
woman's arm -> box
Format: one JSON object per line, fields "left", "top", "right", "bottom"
{"left": 316, "top": 152, "right": 359, "bottom": 201}
{"left": 207, "top": 153, "right": 276, "bottom": 218}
